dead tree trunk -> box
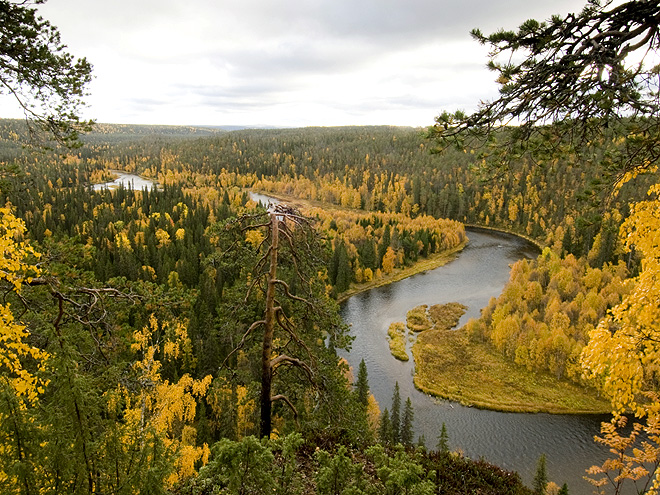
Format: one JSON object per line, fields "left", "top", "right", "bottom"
{"left": 260, "top": 211, "right": 279, "bottom": 438}
{"left": 218, "top": 205, "right": 322, "bottom": 439}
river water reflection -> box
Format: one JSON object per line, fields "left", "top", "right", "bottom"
{"left": 340, "top": 228, "right": 611, "bottom": 494}
{"left": 92, "top": 171, "right": 158, "bottom": 191}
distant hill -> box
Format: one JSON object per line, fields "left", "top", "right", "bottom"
{"left": 0, "top": 119, "right": 229, "bottom": 145}
{"left": 82, "top": 122, "right": 228, "bottom": 143}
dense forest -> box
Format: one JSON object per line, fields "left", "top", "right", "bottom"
{"left": 0, "top": 119, "right": 537, "bottom": 494}
{"left": 0, "top": 116, "right": 655, "bottom": 493}
{"left": 3, "top": 0, "right": 659, "bottom": 491}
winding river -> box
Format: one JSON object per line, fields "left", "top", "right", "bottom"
{"left": 102, "top": 187, "right": 612, "bottom": 492}
{"left": 339, "top": 228, "right": 612, "bottom": 494}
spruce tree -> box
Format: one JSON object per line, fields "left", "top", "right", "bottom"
{"left": 400, "top": 397, "right": 414, "bottom": 446}
{"left": 379, "top": 408, "right": 392, "bottom": 445}
{"left": 533, "top": 454, "right": 548, "bottom": 495}
{"left": 355, "top": 359, "right": 369, "bottom": 407}
{"left": 437, "top": 422, "right": 449, "bottom": 454}
{"left": 391, "top": 382, "right": 401, "bottom": 444}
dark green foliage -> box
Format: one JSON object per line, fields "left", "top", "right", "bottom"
{"left": 194, "top": 436, "right": 276, "bottom": 494}
{"left": 355, "top": 359, "right": 369, "bottom": 407}
{"left": 390, "top": 382, "right": 401, "bottom": 445}
{"left": 437, "top": 422, "right": 449, "bottom": 454}
{"left": 400, "top": 398, "right": 414, "bottom": 447}
{"left": 315, "top": 445, "right": 366, "bottom": 495}
{"left": 533, "top": 454, "right": 548, "bottom": 495}
{"left": 558, "top": 482, "right": 569, "bottom": 495}
{"left": 179, "top": 434, "right": 533, "bottom": 495}
{"left": 366, "top": 444, "right": 434, "bottom": 495}
{"left": 330, "top": 238, "right": 352, "bottom": 293}
{"left": 423, "top": 450, "right": 533, "bottom": 495}
{"left": 379, "top": 409, "right": 392, "bottom": 446}
{"left": 0, "top": 1, "right": 93, "bottom": 146}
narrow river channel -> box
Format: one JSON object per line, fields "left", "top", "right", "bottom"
{"left": 339, "top": 228, "right": 612, "bottom": 494}
{"left": 92, "top": 171, "right": 158, "bottom": 191}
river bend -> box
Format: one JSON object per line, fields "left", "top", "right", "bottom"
{"left": 340, "top": 228, "right": 611, "bottom": 494}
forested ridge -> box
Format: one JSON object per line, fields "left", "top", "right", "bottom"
{"left": 63, "top": 122, "right": 651, "bottom": 262}
{"left": 0, "top": 119, "right": 534, "bottom": 494}
{"left": 0, "top": 116, "right": 655, "bottom": 493}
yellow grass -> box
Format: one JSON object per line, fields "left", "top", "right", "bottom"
{"left": 406, "top": 305, "right": 431, "bottom": 332}
{"left": 387, "top": 322, "right": 409, "bottom": 361}
{"left": 411, "top": 328, "right": 610, "bottom": 414}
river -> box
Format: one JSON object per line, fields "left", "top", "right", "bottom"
{"left": 92, "top": 171, "right": 158, "bottom": 191}
{"left": 339, "top": 228, "right": 612, "bottom": 494}
{"left": 147, "top": 189, "right": 610, "bottom": 492}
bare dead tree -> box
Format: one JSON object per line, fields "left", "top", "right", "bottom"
{"left": 217, "top": 203, "right": 331, "bottom": 438}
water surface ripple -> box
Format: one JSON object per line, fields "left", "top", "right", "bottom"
{"left": 340, "top": 228, "right": 611, "bottom": 494}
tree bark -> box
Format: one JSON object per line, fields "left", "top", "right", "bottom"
{"left": 260, "top": 212, "right": 279, "bottom": 438}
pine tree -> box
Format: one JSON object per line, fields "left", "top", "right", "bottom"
{"left": 400, "top": 398, "right": 414, "bottom": 446}
{"left": 0, "top": 0, "right": 93, "bottom": 146}
{"left": 533, "top": 454, "right": 548, "bottom": 495}
{"left": 558, "top": 483, "right": 569, "bottom": 495}
{"left": 391, "top": 382, "right": 401, "bottom": 444}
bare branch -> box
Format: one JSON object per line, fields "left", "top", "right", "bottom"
{"left": 275, "top": 308, "right": 314, "bottom": 363}
{"left": 270, "top": 394, "right": 300, "bottom": 426}
{"left": 272, "top": 279, "right": 312, "bottom": 306}
{"left": 221, "top": 319, "right": 266, "bottom": 368}
{"left": 270, "top": 354, "right": 314, "bottom": 383}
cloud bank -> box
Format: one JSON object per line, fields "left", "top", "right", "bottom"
{"left": 3, "top": 0, "right": 588, "bottom": 127}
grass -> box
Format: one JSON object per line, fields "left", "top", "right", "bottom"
{"left": 411, "top": 327, "right": 611, "bottom": 414}
{"left": 406, "top": 305, "right": 431, "bottom": 332}
{"left": 387, "top": 322, "right": 409, "bottom": 361}
{"left": 428, "top": 302, "right": 467, "bottom": 330}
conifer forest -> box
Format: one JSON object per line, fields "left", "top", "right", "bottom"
{"left": 2, "top": 0, "right": 660, "bottom": 493}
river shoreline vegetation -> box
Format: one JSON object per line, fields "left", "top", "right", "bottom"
{"left": 0, "top": 114, "right": 653, "bottom": 492}
{"left": 2, "top": 1, "right": 660, "bottom": 492}
{"left": 0, "top": 119, "right": 535, "bottom": 494}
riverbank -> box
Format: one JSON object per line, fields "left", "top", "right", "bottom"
{"left": 412, "top": 327, "right": 611, "bottom": 414}
{"left": 251, "top": 190, "right": 609, "bottom": 414}
{"left": 248, "top": 189, "right": 469, "bottom": 304}
{"left": 336, "top": 242, "right": 467, "bottom": 303}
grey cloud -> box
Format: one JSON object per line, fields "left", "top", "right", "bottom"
{"left": 38, "top": 0, "right": 591, "bottom": 126}
{"left": 224, "top": 0, "right": 588, "bottom": 47}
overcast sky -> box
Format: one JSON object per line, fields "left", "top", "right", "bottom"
{"left": 4, "top": 0, "right": 589, "bottom": 128}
